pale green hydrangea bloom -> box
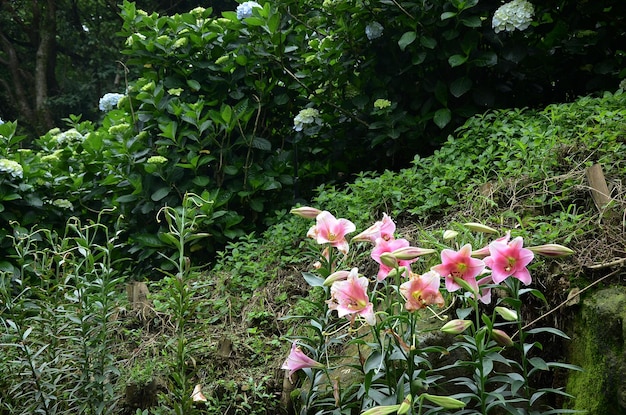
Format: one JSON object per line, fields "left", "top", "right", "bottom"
{"left": 293, "top": 108, "right": 322, "bottom": 131}
{"left": 0, "top": 158, "right": 23, "bottom": 179}
{"left": 41, "top": 150, "right": 63, "bottom": 163}
{"left": 492, "top": 0, "right": 535, "bottom": 33}
{"left": 147, "top": 156, "right": 168, "bottom": 164}
{"left": 108, "top": 123, "right": 130, "bottom": 135}
{"left": 190, "top": 7, "right": 206, "bottom": 15}
{"left": 168, "top": 88, "right": 184, "bottom": 96}
{"left": 374, "top": 99, "right": 392, "bottom": 110}
{"left": 172, "top": 37, "right": 188, "bottom": 49}
{"left": 54, "top": 129, "right": 84, "bottom": 145}
{"left": 52, "top": 199, "right": 74, "bottom": 210}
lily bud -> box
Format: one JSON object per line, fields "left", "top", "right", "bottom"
{"left": 440, "top": 319, "right": 472, "bottom": 335}
{"left": 391, "top": 246, "right": 437, "bottom": 260}
{"left": 491, "top": 329, "right": 514, "bottom": 347}
{"left": 397, "top": 394, "right": 412, "bottom": 414}
{"left": 494, "top": 306, "right": 518, "bottom": 322}
{"left": 323, "top": 270, "right": 351, "bottom": 286}
{"left": 379, "top": 252, "right": 399, "bottom": 268}
{"left": 360, "top": 404, "right": 401, "bottom": 415}
{"left": 385, "top": 266, "right": 407, "bottom": 280}
{"left": 290, "top": 206, "right": 322, "bottom": 219}
{"left": 443, "top": 230, "right": 458, "bottom": 241}
{"left": 463, "top": 222, "right": 498, "bottom": 234}
{"left": 527, "top": 244, "right": 574, "bottom": 257}
{"left": 422, "top": 394, "right": 466, "bottom": 409}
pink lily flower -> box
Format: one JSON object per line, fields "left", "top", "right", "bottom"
{"left": 473, "top": 232, "right": 511, "bottom": 257}
{"left": 327, "top": 268, "right": 376, "bottom": 325}
{"left": 431, "top": 244, "right": 485, "bottom": 293}
{"left": 371, "top": 238, "right": 415, "bottom": 280}
{"left": 475, "top": 275, "right": 494, "bottom": 304}
{"left": 281, "top": 341, "right": 325, "bottom": 381}
{"left": 352, "top": 213, "right": 396, "bottom": 243}
{"left": 484, "top": 236, "right": 534, "bottom": 284}
{"left": 307, "top": 211, "right": 356, "bottom": 254}
{"left": 399, "top": 271, "right": 445, "bottom": 311}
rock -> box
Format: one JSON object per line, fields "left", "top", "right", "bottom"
{"left": 565, "top": 285, "right": 626, "bottom": 414}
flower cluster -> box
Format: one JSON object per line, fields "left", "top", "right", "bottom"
{"left": 147, "top": 155, "right": 168, "bottom": 165}
{"left": 374, "top": 99, "right": 392, "bottom": 110}
{"left": 492, "top": 0, "right": 535, "bottom": 33}
{"left": 293, "top": 107, "right": 322, "bottom": 132}
{"left": 365, "top": 21, "right": 384, "bottom": 41}
{"left": 236, "top": 1, "right": 261, "bottom": 20}
{"left": 53, "top": 128, "right": 85, "bottom": 145}
{"left": 0, "top": 158, "right": 23, "bottom": 179}
{"left": 283, "top": 207, "right": 575, "bottom": 413}
{"left": 52, "top": 199, "right": 74, "bottom": 210}
{"left": 98, "top": 92, "right": 125, "bottom": 112}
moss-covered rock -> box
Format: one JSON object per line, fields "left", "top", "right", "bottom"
{"left": 566, "top": 286, "right": 626, "bottom": 414}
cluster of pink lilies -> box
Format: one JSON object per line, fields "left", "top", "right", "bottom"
{"left": 281, "top": 207, "right": 572, "bottom": 382}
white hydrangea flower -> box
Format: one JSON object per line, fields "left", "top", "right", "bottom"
{"left": 98, "top": 92, "right": 125, "bottom": 112}
{"left": 492, "top": 0, "right": 535, "bottom": 33}
{"left": 293, "top": 108, "right": 322, "bottom": 132}
{"left": 0, "top": 158, "right": 23, "bottom": 179}
{"left": 365, "top": 22, "right": 384, "bottom": 41}
{"left": 236, "top": 1, "right": 262, "bottom": 20}
{"left": 0, "top": 118, "right": 4, "bottom": 125}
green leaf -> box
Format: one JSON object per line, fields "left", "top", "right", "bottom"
{"left": 434, "top": 108, "right": 452, "bottom": 129}
{"left": 221, "top": 105, "right": 232, "bottom": 124}
{"left": 187, "top": 79, "right": 201, "bottom": 91}
{"left": 251, "top": 136, "right": 271, "bottom": 151}
{"left": 450, "top": 77, "right": 472, "bottom": 97}
{"left": 302, "top": 272, "right": 325, "bottom": 287}
{"left": 115, "top": 194, "right": 139, "bottom": 203}
{"left": 528, "top": 356, "right": 549, "bottom": 371}
{"left": 448, "top": 54, "right": 468, "bottom": 68}
{"left": 473, "top": 51, "right": 498, "bottom": 67}
{"left": 526, "top": 327, "right": 571, "bottom": 339}
{"left": 460, "top": 16, "right": 482, "bottom": 28}
{"left": 133, "top": 233, "right": 165, "bottom": 248}
{"left": 441, "top": 11, "right": 457, "bottom": 20}
{"left": 420, "top": 35, "right": 437, "bottom": 49}
{"left": 398, "top": 31, "right": 417, "bottom": 51}
{"left": 364, "top": 350, "right": 383, "bottom": 373}
{"left": 151, "top": 187, "right": 170, "bottom": 201}
{"left": 249, "top": 198, "right": 264, "bottom": 212}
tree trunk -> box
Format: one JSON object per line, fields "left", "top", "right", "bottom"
{"left": 0, "top": 0, "right": 57, "bottom": 134}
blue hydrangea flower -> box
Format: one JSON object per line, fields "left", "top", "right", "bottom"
{"left": 365, "top": 22, "right": 384, "bottom": 41}
{"left": 0, "top": 118, "right": 4, "bottom": 125}
{"left": 236, "top": 1, "right": 262, "bottom": 20}
{"left": 492, "top": 0, "right": 535, "bottom": 33}
{"left": 98, "top": 93, "right": 125, "bottom": 112}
